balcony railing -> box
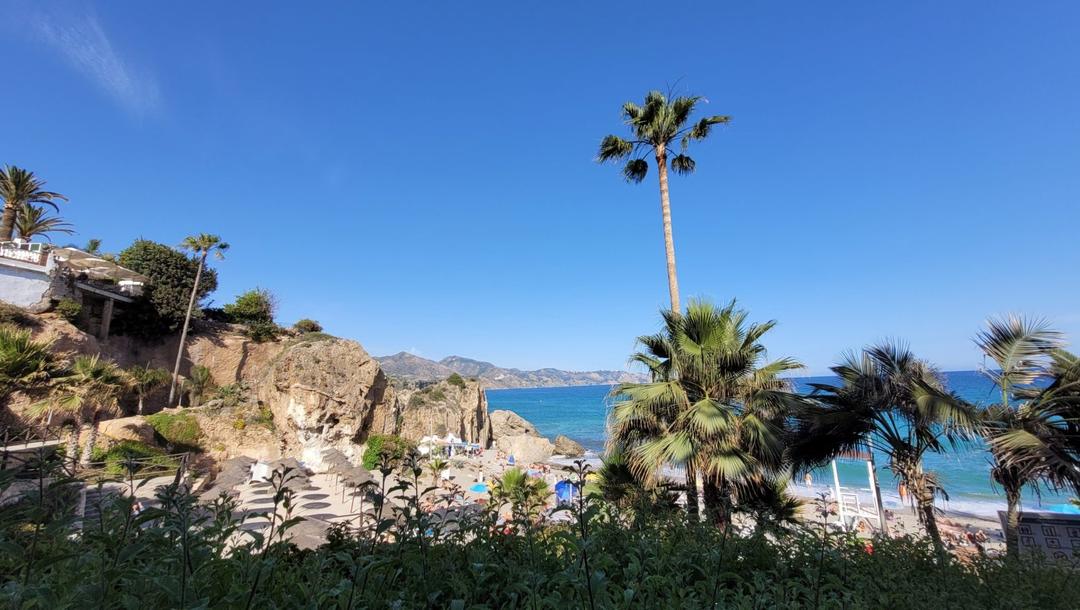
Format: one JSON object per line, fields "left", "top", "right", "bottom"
{"left": 0, "top": 241, "right": 49, "bottom": 266}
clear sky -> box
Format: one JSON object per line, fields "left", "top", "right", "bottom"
{"left": 3, "top": 1, "right": 1079, "bottom": 375}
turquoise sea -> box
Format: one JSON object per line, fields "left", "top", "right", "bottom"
{"left": 486, "top": 372, "right": 1077, "bottom": 517}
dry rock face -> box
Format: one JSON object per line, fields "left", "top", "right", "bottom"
{"left": 553, "top": 435, "right": 585, "bottom": 457}
{"left": 489, "top": 410, "right": 539, "bottom": 438}
{"left": 255, "top": 337, "right": 396, "bottom": 466}
{"left": 489, "top": 409, "right": 555, "bottom": 464}
{"left": 396, "top": 381, "right": 492, "bottom": 445}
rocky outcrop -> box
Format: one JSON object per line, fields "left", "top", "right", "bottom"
{"left": 495, "top": 434, "right": 555, "bottom": 465}
{"left": 396, "top": 380, "right": 491, "bottom": 446}
{"left": 489, "top": 410, "right": 539, "bottom": 438}
{"left": 255, "top": 336, "right": 396, "bottom": 466}
{"left": 554, "top": 435, "right": 585, "bottom": 457}
{"left": 98, "top": 415, "right": 156, "bottom": 445}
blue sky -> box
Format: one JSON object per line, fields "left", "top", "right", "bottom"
{"left": 3, "top": 1, "right": 1079, "bottom": 375}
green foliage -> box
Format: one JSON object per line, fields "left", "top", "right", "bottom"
{"left": 244, "top": 320, "right": 281, "bottom": 343}
{"left": 446, "top": 372, "right": 466, "bottom": 388}
{"left": 223, "top": 288, "right": 276, "bottom": 325}
{"left": 182, "top": 365, "right": 214, "bottom": 407}
{"left": 89, "top": 440, "right": 174, "bottom": 476}
{"left": 2, "top": 458, "right": 1078, "bottom": 609}
{"left": 213, "top": 382, "right": 248, "bottom": 408}
{"left": 14, "top": 203, "right": 74, "bottom": 242}
{"left": 115, "top": 240, "right": 219, "bottom": 338}
{"left": 54, "top": 298, "right": 82, "bottom": 322}
{"left": 424, "top": 386, "right": 446, "bottom": 402}
{"left": 407, "top": 393, "right": 427, "bottom": 408}
{"left": 145, "top": 411, "right": 202, "bottom": 447}
{"left": 0, "top": 324, "right": 55, "bottom": 398}
{"left": 293, "top": 318, "right": 322, "bottom": 333}
{"left": 361, "top": 434, "right": 415, "bottom": 469}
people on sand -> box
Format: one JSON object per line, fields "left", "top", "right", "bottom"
{"left": 804, "top": 472, "right": 813, "bottom": 488}
{"left": 898, "top": 483, "right": 908, "bottom": 504}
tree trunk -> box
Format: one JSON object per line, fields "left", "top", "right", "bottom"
{"left": 654, "top": 146, "right": 680, "bottom": 313}
{"left": 0, "top": 202, "right": 17, "bottom": 242}
{"left": 685, "top": 464, "right": 699, "bottom": 521}
{"left": 65, "top": 425, "right": 80, "bottom": 470}
{"left": 911, "top": 475, "right": 945, "bottom": 556}
{"left": 137, "top": 393, "right": 145, "bottom": 415}
{"left": 1004, "top": 487, "right": 1021, "bottom": 558}
{"left": 79, "top": 420, "right": 97, "bottom": 467}
{"left": 168, "top": 255, "right": 206, "bottom": 406}
{"left": 702, "top": 477, "right": 728, "bottom": 525}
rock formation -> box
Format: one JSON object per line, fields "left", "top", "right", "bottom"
{"left": 553, "top": 435, "right": 585, "bottom": 457}
{"left": 488, "top": 409, "right": 555, "bottom": 464}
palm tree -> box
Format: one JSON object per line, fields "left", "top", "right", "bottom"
{"left": 0, "top": 165, "right": 68, "bottom": 242}
{"left": 609, "top": 299, "right": 802, "bottom": 524}
{"left": 182, "top": 365, "right": 214, "bottom": 408}
{"left": 427, "top": 455, "right": 449, "bottom": 484}
{"left": 491, "top": 467, "right": 551, "bottom": 519}
{"left": 127, "top": 362, "right": 171, "bottom": 415}
{"left": 0, "top": 324, "right": 57, "bottom": 399}
{"left": 791, "top": 343, "right": 978, "bottom": 555}
{"left": 14, "top": 203, "right": 74, "bottom": 242}
{"left": 597, "top": 91, "right": 729, "bottom": 312}
{"left": 168, "top": 234, "right": 228, "bottom": 405}
{"left": 976, "top": 318, "right": 1080, "bottom": 556}
{"left": 32, "top": 355, "right": 129, "bottom": 468}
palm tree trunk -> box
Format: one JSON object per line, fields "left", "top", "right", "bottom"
{"left": 685, "top": 464, "right": 700, "bottom": 521}
{"left": 65, "top": 425, "right": 80, "bottom": 470}
{"left": 910, "top": 475, "right": 945, "bottom": 555}
{"left": 654, "top": 147, "right": 680, "bottom": 313}
{"left": 137, "top": 392, "right": 145, "bottom": 416}
{"left": 168, "top": 254, "right": 206, "bottom": 405}
{"left": 0, "top": 202, "right": 17, "bottom": 242}
{"left": 703, "top": 477, "right": 725, "bottom": 525}
{"left": 79, "top": 420, "right": 97, "bottom": 467}
{"left": 1004, "top": 487, "right": 1021, "bottom": 558}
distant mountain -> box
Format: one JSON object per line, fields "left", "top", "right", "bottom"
{"left": 376, "top": 352, "right": 646, "bottom": 389}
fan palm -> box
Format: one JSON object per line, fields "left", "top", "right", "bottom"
{"left": 127, "top": 363, "right": 171, "bottom": 415}
{"left": 14, "top": 203, "right": 74, "bottom": 242}
{"left": 491, "top": 467, "right": 551, "bottom": 519}
{"left": 597, "top": 91, "right": 729, "bottom": 312}
{"left": 791, "top": 343, "right": 978, "bottom": 554}
{"left": 168, "top": 234, "right": 228, "bottom": 405}
{"left": 0, "top": 324, "right": 57, "bottom": 399}
{"left": 32, "top": 355, "right": 129, "bottom": 468}
{"left": 0, "top": 165, "right": 68, "bottom": 242}
{"left": 976, "top": 317, "right": 1080, "bottom": 557}
{"left": 182, "top": 365, "right": 215, "bottom": 408}
{"left": 609, "top": 299, "right": 802, "bottom": 524}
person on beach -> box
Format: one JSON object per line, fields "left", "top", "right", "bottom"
{"left": 804, "top": 472, "right": 813, "bottom": 488}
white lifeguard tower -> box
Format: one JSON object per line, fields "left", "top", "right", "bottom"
{"left": 830, "top": 450, "right": 888, "bottom": 533}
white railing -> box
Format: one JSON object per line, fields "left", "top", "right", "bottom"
{"left": 0, "top": 242, "right": 48, "bottom": 265}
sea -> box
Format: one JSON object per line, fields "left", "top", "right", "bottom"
{"left": 486, "top": 371, "right": 1078, "bottom": 518}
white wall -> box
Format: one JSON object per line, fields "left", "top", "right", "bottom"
{"left": 0, "top": 264, "right": 52, "bottom": 310}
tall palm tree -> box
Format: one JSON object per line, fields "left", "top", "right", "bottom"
{"left": 791, "top": 343, "right": 978, "bottom": 554}
{"left": 168, "top": 234, "right": 228, "bottom": 405}
{"left": 597, "top": 91, "right": 729, "bottom": 313}
{"left": 976, "top": 317, "right": 1080, "bottom": 557}
{"left": 127, "top": 362, "right": 171, "bottom": 415}
{"left": 0, "top": 165, "right": 68, "bottom": 242}
{"left": 32, "top": 355, "right": 129, "bottom": 468}
{"left": 609, "top": 299, "right": 802, "bottom": 524}
{"left": 14, "top": 203, "right": 74, "bottom": 242}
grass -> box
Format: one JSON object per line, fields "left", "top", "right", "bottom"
{"left": 144, "top": 411, "right": 202, "bottom": 447}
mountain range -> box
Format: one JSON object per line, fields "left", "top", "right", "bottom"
{"left": 375, "top": 352, "right": 646, "bottom": 389}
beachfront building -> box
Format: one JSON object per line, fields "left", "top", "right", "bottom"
{"left": 0, "top": 239, "right": 148, "bottom": 340}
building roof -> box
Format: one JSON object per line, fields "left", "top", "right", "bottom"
{"left": 52, "top": 248, "right": 149, "bottom": 284}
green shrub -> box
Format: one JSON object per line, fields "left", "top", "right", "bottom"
{"left": 54, "top": 298, "right": 82, "bottom": 322}
{"left": 244, "top": 321, "right": 281, "bottom": 343}
{"left": 251, "top": 405, "right": 275, "bottom": 431}
{"left": 116, "top": 239, "right": 219, "bottom": 338}
{"left": 407, "top": 393, "right": 427, "bottom": 408}
{"left": 89, "top": 440, "right": 174, "bottom": 476}
{"left": 214, "top": 382, "right": 248, "bottom": 408}
{"left": 145, "top": 412, "right": 202, "bottom": 447}
{"left": 224, "top": 288, "right": 276, "bottom": 325}
{"left": 361, "top": 434, "right": 415, "bottom": 469}
{"left": 447, "top": 373, "right": 466, "bottom": 388}
{"left": 427, "top": 387, "right": 446, "bottom": 402}
{"left": 293, "top": 318, "right": 322, "bottom": 333}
